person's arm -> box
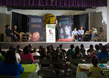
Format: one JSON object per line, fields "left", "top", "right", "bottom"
{"left": 88, "top": 50, "right": 95, "bottom": 57}
{"left": 86, "top": 69, "right": 91, "bottom": 77}
{"left": 30, "top": 54, "right": 34, "bottom": 63}
{"left": 19, "top": 64, "right": 24, "bottom": 74}
{"left": 14, "top": 30, "right": 19, "bottom": 35}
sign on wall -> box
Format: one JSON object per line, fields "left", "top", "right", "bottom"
{"left": 46, "top": 24, "right": 55, "bottom": 42}
{"left": 28, "top": 15, "right": 44, "bottom": 42}
{"left": 57, "top": 15, "right": 72, "bottom": 41}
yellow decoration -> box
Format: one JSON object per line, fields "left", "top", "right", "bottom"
{"left": 44, "top": 14, "right": 56, "bottom": 27}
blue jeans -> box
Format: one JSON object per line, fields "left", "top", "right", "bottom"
{"left": 91, "top": 33, "right": 97, "bottom": 41}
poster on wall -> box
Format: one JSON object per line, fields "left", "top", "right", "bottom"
{"left": 57, "top": 15, "right": 72, "bottom": 41}
{"left": 28, "top": 15, "right": 44, "bottom": 42}
{"left": 46, "top": 24, "right": 55, "bottom": 42}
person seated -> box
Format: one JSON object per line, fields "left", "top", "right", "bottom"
{"left": 90, "top": 26, "right": 98, "bottom": 41}
{"left": 80, "top": 44, "right": 86, "bottom": 56}
{"left": 0, "top": 50, "right": 24, "bottom": 78}
{"left": 78, "top": 27, "right": 84, "bottom": 41}
{"left": 20, "top": 46, "right": 34, "bottom": 63}
{"left": 86, "top": 55, "right": 104, "bottom": 78}
{"left": 72, "top": 28, "right": 78, "bottom": 41}
{"left": 16, "top": 45, "right": 22, "bottom": 54}
{"left": 13, "top": 25, "right": 23, "bottom": 42}
{"left": 87, "top": 44, "right": 94, "bottom": 55}
{"left": 5, "top": 25, "right": 18, "bottom": 42}
{"left": 66, "top": 44, "right": 75, "bottom": 61}
{"left": 98, "top": 46, "right": 109, "bottom": 61}
{"left": 32, "top": 48, "right": 40, "bottom": 56}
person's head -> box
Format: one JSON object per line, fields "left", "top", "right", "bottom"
{"left": 5, "top": 50, "right": 16, "bottom": 65}
{"left": 14, "top": 25, "right": 17, "bottom": 30}
{"left": 70, "top": 44, "right": 74, "bottom": 49}
{"left": 59, "top": 44, "right": 63, "bottom": 49}
{"left": 89, "top": 44, "right": 93, "bottom": 50}
{"left": 95, "top": 44, "right": 100, "bottom": 50}
{"left": 23, "top": 46, "right": 30, "bottom": 54}
{"left": 99, "top": 43, "right": 103, "bottom": 50}
{"left": 75, "top": 46, "right": 80, "bottom": 54}
{"left": 91, "top": 26, "right": 94, "bottom": 30}
{"left": 17, "top": 45, "right": 20, "bottom": 50}
{"left": 80, "top": 44, "right": 84, "bottom": 49}
{"left": 28, "top": 44, "right": 32, "bottom": 49}
{"left": 101, "top": 46, "right": 108, "bottom": 54}
{"left": 33, "top": 48, "right": 37, "bottom": 52}
{"left": 50, "top": 45, "right": 54, "bottom": 49}
{"left": 80, "top": 27, "right": 83, "bottom": 30}
{"left": 60, "top": 28, "right": 64, "bottom": 34}
{"left": 5, "top": 25, "right": 10, "bottom": 29}
{"left": 91, "top": 55, "right": 99, "bottom": 66}
{"left": 74, "top": 28, "right": 77, "bottom": 31}
{"left": 55, "top": 19, "right": 58, "bottom": 23}
{"left": 39, "top": 45, "right": 43, "bottom": 50}
{"left": 40, "top": 48, "right": 47, "bottom": 56}
{"left": 47, "top": 46, "right": 51, "bottom": 51}
{"left": 9, "top": 45, "right": 15, "bottom": 51}
{"left": 65, "top": 26, "right": 71, "bottom": 35}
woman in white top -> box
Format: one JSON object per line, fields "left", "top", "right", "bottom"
{"left": 32, "top": 48, "right": 40, "bottom": 56}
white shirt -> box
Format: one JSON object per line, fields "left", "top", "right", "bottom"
{"left": 32, "top": 52, "right": 40, "bottom": 56}
{"left": 16, "top": 53, "right": 21, "bottom": 63}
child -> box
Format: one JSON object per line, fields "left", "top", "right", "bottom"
{"left": 86, "top": 55, "right": 104, "bottom": 78}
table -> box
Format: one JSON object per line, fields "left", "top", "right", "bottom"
{"left": 20, "top": 64, "right": 40, "bottom": 78}
{"left": 76, "top": 64, "right": 109, "bottom": 78}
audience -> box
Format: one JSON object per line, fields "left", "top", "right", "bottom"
{"left": 28, "top": 44, "right": 34, "bottom": 53}
{"left": 86, "top": 55, "right": 104, "bottom": 77}
{"left": 98, "top": 46, "right": 109, "bottom": 61}
{"left": 38, "top": 45, "right": 43, "bottom": 53}
{"left": 66, "top": 44, "right": 75, "bottom": 56}
{"left": 20, "top": 46, "right": 34, "bottom": 63}
{"left": 80, "top": 44, "right": 86, "bottom": 55}
{"left": 0, "top": 50, "right": 24, "bottom": 78}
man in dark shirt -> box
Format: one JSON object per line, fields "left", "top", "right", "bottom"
{"left": 5, "top": 25, "right": 18, "bottom": 42}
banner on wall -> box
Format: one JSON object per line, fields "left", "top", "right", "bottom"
{"left": 28, "top": 15, "right": 44, "bottom": 42}
{"left": 57, "top": 15, "right": 72, "bottom": 41}
{"left": 46, "top": 24, "right": 55, "bottom": 42}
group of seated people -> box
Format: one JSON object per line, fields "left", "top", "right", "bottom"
{"left": 72, "top": 26, "right": 103, "bottom": 42}
{"left": 0, "top": 43, "right": 108, "bottom": 78}
{"left": 5, "top": 25, "right": 23, "bottom": 42}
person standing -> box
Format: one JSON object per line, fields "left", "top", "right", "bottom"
{"left": 55, "top": 19, "right": 61, "bottom": 41}
{"left": 78, "top": 27, "right": 84, "bottom": 41}
{"left": 90, "top": 26, "right": 98, "bottom": 41}
{"left": 5, "top": 25, "right": 18, "bottom": 42}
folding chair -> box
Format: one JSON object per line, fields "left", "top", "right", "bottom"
{"left": 100, "top": 58, "right": 109, "bottom": 63}
{"left": 20, "top": 60, "right": 32, "bottom": 64}
{"left": 0, "top": 76, "right": 15, "bottom": 78}
{"left": 38, "top": 69, "right": 56, "bottom": 78}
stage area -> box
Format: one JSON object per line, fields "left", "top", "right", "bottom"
{"left": 0, "top": 42, "right": 107, "bottom": 49}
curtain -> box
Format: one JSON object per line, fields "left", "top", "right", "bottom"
{"left": 12, "top": 12, "right": 28, "bottom": 33}
{"left": 73, "top": 14, "right": 89, "bottom": 32}
{"left": 0, "top": 0, "right": 107, "bottom": 7}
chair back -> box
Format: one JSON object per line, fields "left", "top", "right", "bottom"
{"left": 0, "top": 76, "right": 15, "bottom": 78}
{"left": 33, "top": 56, "right": 40, "bottom": 59}
{"left": 86, "top": 58, "right": 91, "bottom": 63}
{"left": 20, "top": 60, "right": 32, "bottom": 64}
{"left": 71, "top": 58, "right": 83, "bottom": 65}
{"left": 100, "top": 58, "right": 109, "bottom": 63}
{"left": 39, "top": 59, "right": 52, "bottom": 64}
{"left": 38, "top": 69, "right": 56, "bottom": 78}
{"left": 53, "top": 59, "right": 66, "bottom": 64}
